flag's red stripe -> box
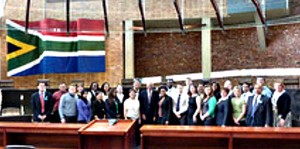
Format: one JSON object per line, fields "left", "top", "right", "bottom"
{"left": 12, "top": 18, "right": 105, "bottom": 37}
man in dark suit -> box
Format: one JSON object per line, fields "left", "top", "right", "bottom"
{"left": 31, "top": 82, "right": 53, "bottom": 122}
{"left": 133, "top": 78, "right": 142, "bottom": 100}
{"left": 246, "top": 84, "right": 272, "bottom": 127}
{"left": 139, "top": 82, "right": 159, "bottom": 124}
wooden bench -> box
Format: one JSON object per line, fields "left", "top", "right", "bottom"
{"left": 0, "top": 120, "right": 136, "bottom": 149}
{"left": 0, "top": 122, "right": 85, "bottom": 149}
{"left": 140, "top": 125, "right": 300, "bottom": 149}
{"left": 79, "top": 120, "right": 136, "bottom": 149}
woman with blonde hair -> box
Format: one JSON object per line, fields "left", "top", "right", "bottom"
{"left": 272, "top": 81, "right": 291, "bottom": 127}
{"left": 231, "top": 86, "right": 246, "bottom": 126}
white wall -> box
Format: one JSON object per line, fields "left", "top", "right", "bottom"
{"left": 0, "top": 0, "right": 6, "bottom": 18}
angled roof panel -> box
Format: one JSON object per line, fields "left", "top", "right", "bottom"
{"left": 227, "top": 0, "right": 288, "bottom": 14}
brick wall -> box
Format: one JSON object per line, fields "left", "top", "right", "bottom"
{"left": 212, "top": 24, "right": 300, "bottom": 71}
{"left": 135, "top": 32, "right": 202, "bottom": 77}
{"left": 1, "top": 0, "right": 218, "bottom": 89}
{"left": 135, "top": 23, "right": 300, "bottom": 77}
{"left": 0, "top": 29, "right": 5, "bottom": 80}
{"left": 2, "top": 0, "right": 300, "bottom": 88}
{"left": 290, "top": 0, "right": 300, "bottom": 15}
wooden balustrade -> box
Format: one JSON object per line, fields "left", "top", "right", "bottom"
{"left": 140, "top": 125, "right": 300, "bottom": 149}
{"left": 0, "top": 120, "right": 135, "bottom": 149}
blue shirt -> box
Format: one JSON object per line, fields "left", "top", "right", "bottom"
{"left": 252, "top": 86, "right": 272, "bottom": 98}
{"left": 59, "top": 93, "right": 78, "bottom": 119}
{"left": 77, "top": 99, "right": 91, "bottom": 122}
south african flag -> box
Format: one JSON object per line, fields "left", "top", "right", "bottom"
{"left": 6, "top": 18, "right": 106, "bottom": 77}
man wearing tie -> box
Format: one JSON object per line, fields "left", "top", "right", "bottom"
{"left": 133, "top": 78, "right": 142, "bottom": 100}
{"left": 172, "top": 84, "right": 188, "bottom": 125}
{"left": 252, "top": 77, "right": 272, "bottom": 98}
{"left": 31, "top": 82, "right": 53, "bottom": 122}
{"left": 246, "top": 84, "right": 272, "bottom": 127}
{"left": 140, "top": 82, "right": 159, "bottom": 124}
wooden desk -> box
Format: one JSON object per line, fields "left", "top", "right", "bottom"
{"left": 0, "top": 122, "right": 85, "bottom": 149}
{"left": 231, "top": 127, "right": 300, "bottom": 149}
{"left": 79, "top": 120, "right": 136, "bottom": 149}
{"left": 140, "top": 125, "right": 300, "bottom": 149}
{"left": 0, "top": 115, "right": 32, "bottom": 122}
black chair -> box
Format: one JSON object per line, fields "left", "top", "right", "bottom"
{"left": 5, "top": 145, "right": 36, "bottom": 149}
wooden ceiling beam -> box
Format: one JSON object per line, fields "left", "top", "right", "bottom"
{"left": 25, "top": 0, "right": 31, "bottom": 33}
{"left": 173, "top": 0, "right": 185, "bottom": 34}
{"left": 210, "top": 0, "right": 225, "bottom": 31}
{"left": 138, "top": 0, "right": 147, "bottom": 36}
{"left": 66, "top": 0, "right": 70, "bottom": 35}
{"left": 102, "top": 0, "right": 109, "bottom": 36}
{"left": 251, "top": 0, "right": 267, "bottom": 31}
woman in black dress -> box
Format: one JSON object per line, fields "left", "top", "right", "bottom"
{"left": 105, "top": 88, "right": 121, "bottom": 119}
{"left": 187, "top": 84, "right": 201, "bottom": 125}
{"left": 92, "top": 91, "right": 106, "bottom": 120}
{"left": 215, "top": 88, "right": 232, "bottom": 126}
{"left": 155, "top": 86, "right": 172, "bottom": 125}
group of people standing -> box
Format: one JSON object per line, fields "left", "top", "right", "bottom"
{"left": 31, "top": 80, "right": 140, "bottom": 124}
{"left": 31, "top": 77, "right": 291, "bottom": 128}
{"left": 165, "top": 77, "right": 291, "bottom": 127}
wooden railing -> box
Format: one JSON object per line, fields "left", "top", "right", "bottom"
{"left": 0, "top": 120, "right": 135, "bottom": 149}
{"left": 0, "top": 122, "right": 84, "bottom": 149}
{"left": 140, "top": 125, "right": 300, "bottom": 149}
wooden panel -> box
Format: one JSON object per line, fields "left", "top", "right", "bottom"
{"left": 0, "top": 122, "right": 84, "bottom": 149}
{"left": 79, "top": 120, "right": 136, "bottom": 149}
{"left": 79, "top": 120, "right": 134, "bottom": 135}
{"left": 0, "top": 122, "right": 84, "bottom": 134}
{"left": 141, "top": 125, "right": 300, "bottom": 149}
{"left": 0, "top": 119, "right": 135, "bottom": 149}
{"left": 125, "top": 120, "right": 136, "bottom": 149}
{"left": 141, "top": 126, "right": 230, "bottom": 149}
{"left": 143, "top": 137, "right": 228, "bottom": 149}
{"left": 0, "top": 115, "right": 32, "bottom": 122}
{"left": 6, "top": 133, "right": 79, "bottom": 149}
{"left": 233, "top": 139, "right": 300, "bottom": 149}
{"left": 0, "top": 129, "right": 3, "bottom": 147}
{"left": 81, "top": 136, "right": 124, "bottom": 149}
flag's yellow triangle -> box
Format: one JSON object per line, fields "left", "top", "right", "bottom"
{"left": 6, "top": 36, "right": 37, "bottom": 61}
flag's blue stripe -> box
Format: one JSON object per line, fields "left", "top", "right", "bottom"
{"left": 11, "top": 56, "right": 106, "bottom": 76}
